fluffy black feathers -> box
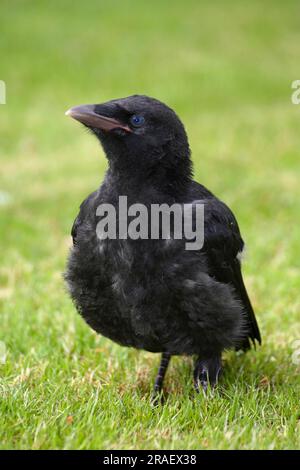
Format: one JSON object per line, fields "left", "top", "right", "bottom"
{"left": 65, "top": 95, "right": 261, "bottom": 394}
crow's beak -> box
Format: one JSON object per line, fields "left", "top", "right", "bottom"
{"left": 65, "top": 104, "right": 132, "bottom": 133}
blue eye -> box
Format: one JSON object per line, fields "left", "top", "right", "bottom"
{"left": 130, "top": 115, "right": 145, "bottom": 127}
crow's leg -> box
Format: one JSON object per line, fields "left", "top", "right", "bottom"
{"left": 152, "top": 353, "right": 171, "bottom": 404}
{"left": 193, "top": 355, "right": 222, "bottom": 393}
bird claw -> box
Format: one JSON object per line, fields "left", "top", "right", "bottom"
{"left": 151, "top": 391, "right": 165, "bottom": 407}
{"left": 193, "top": 356, "right": 222, "bottom": 394}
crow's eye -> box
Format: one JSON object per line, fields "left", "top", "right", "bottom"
{"left": 130, "top": 115, "right": 145, "bottom": 127}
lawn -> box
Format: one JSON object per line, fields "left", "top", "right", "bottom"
{"left": 0, "top": 0, "right": 300, "bottom": 450}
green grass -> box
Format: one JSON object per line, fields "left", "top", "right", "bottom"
{"left": 0, "top": 0, "right": 300, "bottom": 450}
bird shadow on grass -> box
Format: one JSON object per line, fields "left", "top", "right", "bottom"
{"left": 128, "top": 346, "right": 299, "bottom": 407}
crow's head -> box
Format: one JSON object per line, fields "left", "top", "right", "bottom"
{"left": 66, "top": 95, "right": 192, "bottom": 185}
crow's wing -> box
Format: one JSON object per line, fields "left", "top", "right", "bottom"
{"left": 71, "top": 190, "right": 99, "bottom": 246}
{"left": 200, "top": 197, "right": 261, "bottom": 349}
{"left": 71, "top": 215, "right": 81, "bottom": 246}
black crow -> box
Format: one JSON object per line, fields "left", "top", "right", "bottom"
{"left": 65, "top": 95, "right": 261, "bottom": 397}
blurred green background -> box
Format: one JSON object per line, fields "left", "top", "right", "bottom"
{"left": 0, "top": 0, "right": 300, "bottom": 450}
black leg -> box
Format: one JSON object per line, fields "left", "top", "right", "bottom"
{"left": 152, "top": 352, "right": 171, "bottom": 404}
{"left": 193, "top": 355, "right": 222, "bottom": 393}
